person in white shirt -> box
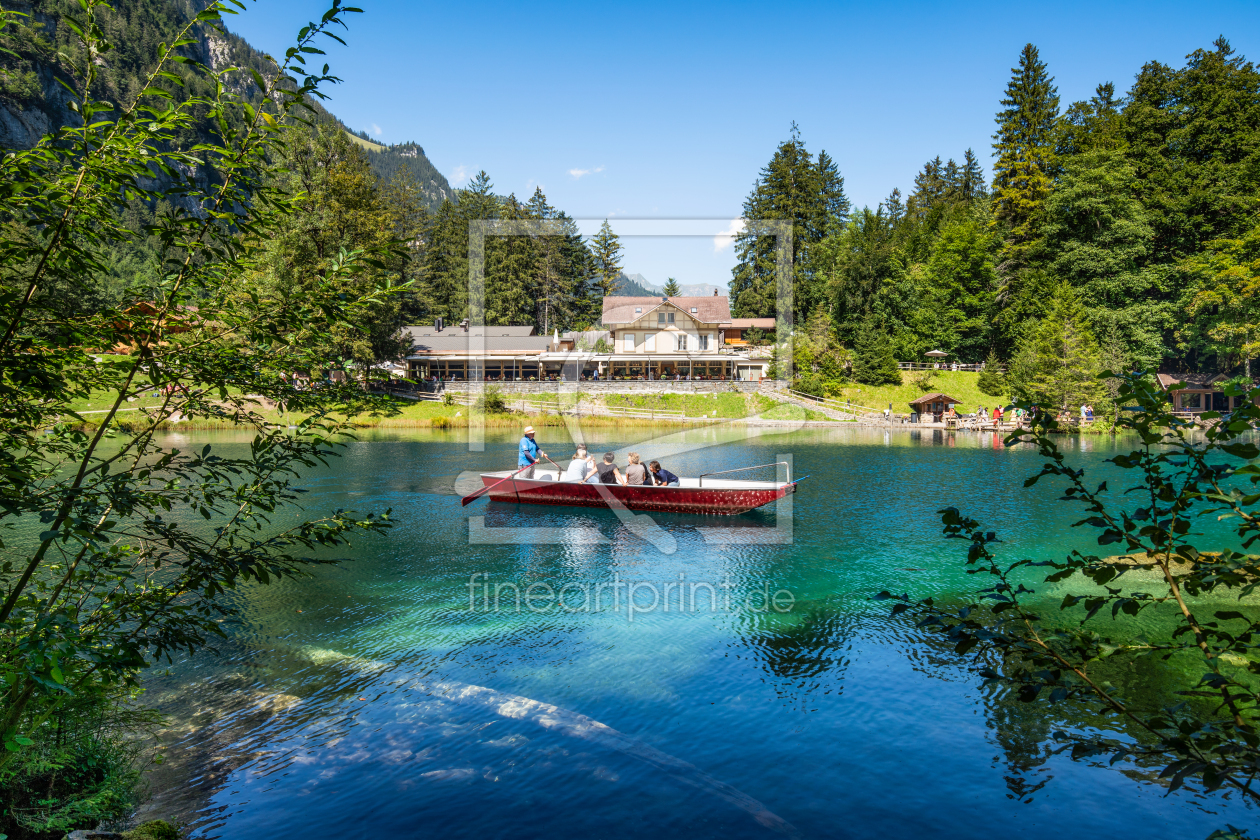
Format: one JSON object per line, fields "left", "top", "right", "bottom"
{"left": 564, "top": 446, "right": 597, "bottom": 482}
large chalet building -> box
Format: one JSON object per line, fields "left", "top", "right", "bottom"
{"left": 403, "top": 294, "right": 775, "bottom": 382}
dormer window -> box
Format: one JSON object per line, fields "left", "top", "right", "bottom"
{"left": 634, "top": 308, "right": 642, "bottom": 314}
{"left": 691, "top": 307, "right": 698, "bottom": 314}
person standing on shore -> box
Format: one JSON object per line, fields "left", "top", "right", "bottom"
{"left": 518, "top": 426, "right": 546, "bottom": 479}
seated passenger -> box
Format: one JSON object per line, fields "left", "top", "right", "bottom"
{"left": 564, "top": 446, "right": 596, "bottom": 482}
{"left": 623, "top": 452, "right": 648, "bottom": 486}
{"left": 648, "top": 460, "right": 679, "bottom": 487}
{"left": 596, "top": 453, "right": 623, "bottom": 485}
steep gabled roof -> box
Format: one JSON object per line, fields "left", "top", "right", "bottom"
{"left": 908, "top": 392, "right": 963, "bottom": 406}
{"left": 1155, "top": 372, "right": 1229, "bottom": 390}
{"left": 602, "top": 296, "right": 732, "bottom": 325}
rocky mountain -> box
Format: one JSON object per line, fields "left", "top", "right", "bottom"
{"left": 614, "top": 272, "right": 726, "bottom": 298}
{"left": 347, "top": 132, "right": 451, "bottom": 209}
{"left": 0, "top": 0, "right": 450, "bottom": 208}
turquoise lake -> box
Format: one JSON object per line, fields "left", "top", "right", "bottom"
{"left": 139, "top": 425, "right": 1259, "bottom": 838}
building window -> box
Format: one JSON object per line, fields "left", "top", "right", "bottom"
{"left": 624, "top": 333, "right": 636, "bottom": 352}
{"left": 657, "top": 312, "right": 665, "bottom": 324}
{"left": 668, "top": 312, "right": 675, "bottom": 324}
{"left": 676, "top": 334, "right": 687, "bottom": 351}
{"left": 634, "top": 308, "right": 642, "bottom": 314}
{"left": 644, "top": 332, "right": 656, "bottom": 352}
{"left": 698, "top": 334, "right": 709, "bottom": 350}
{"left": 1182, "top": 392, "right": 1202, "bottom": 410}
{"left": 691, "top": 307, "right": 698, "bottom": 314}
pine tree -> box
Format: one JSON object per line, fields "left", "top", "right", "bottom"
{"left": 258, "top": 123, "right": 409, "bottom": 375}
{"left": 1126, "top": 37, "right": 1260, "bottom": 262}
{"left": 588, "top": 220, "right": 623, "bottom": 310}
{"left": 418, "top": 199, "right": 467, "bottom": 322}
{"left": 942, "top": 158, "right": 962, "bottom": 202}
{"left": 419, "top": 170, "right": 501, "bottom": 324}
{"left": 819, "top": 207, "right": 905, "bottom": 346}
{"left": 925, "top": 218, "right": 997, "bottom": 362}
{"left": 992, "top": 44, "right": 1060, "bottom": 245}
{"left": 977, "top": 351, "right": 1007, "bottom": 396}
{"left": 909, "top": 156, "right": 946, "bottom": 218}
{"left": 882, "top": 188, "right": 905, "bottom": 224}
{"left": 1007, "top": 282, "right": 1107, "bottom": 411}
{"left": 851, "top": 316, "right": 902, "bottom": 385}
{"left": 1182, "top": 218, "right": 1260, "bottom": 374}
{"left": 1058, "top": 82, "right": 1125, "bottom": 156}
{"left": 815, "top": 150, "right": 852, "bottom": 239}
{"left": 525, "top": 187, "right": 572, "bottom": 333}
{"left": 961, "top": 149, "right": 987, "bottom": 201}
{"left": 485, "top": 194, "right": 535, "bottom": 326}
{"left": 560, "top": 213, "right": 599, "bottom": 329}
{"left": 662, "top": 278, "right": 681, "bottom": 296}
{"left": 730, "top": 123, "right": 849, "bottom": 321}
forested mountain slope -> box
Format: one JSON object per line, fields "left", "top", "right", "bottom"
{"left": 0, "top": 0, "right": 450, "bottom": 207}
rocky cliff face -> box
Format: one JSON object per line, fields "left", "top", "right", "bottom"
{"left": 0, "top": 0, "right": 451, "bottom": 209}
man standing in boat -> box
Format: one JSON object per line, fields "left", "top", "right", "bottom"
{"left": 518, "top": 426, "right": 546, "bottom": 479}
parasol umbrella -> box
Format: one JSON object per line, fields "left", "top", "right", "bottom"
{"left": 924, "top": 349, "right": 948, "bottom": 358}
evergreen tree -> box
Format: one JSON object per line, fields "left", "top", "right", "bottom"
{"left": 380, "top": 171, "right": 433, "bottom": 323}
{"left": 1124, "top": 38, "right": 1260, "bottom": 262}
{"left": 418, "top": 170, "right": 501, "bottom": 323}
{"left": 976, "top": 351, "right": 1007, "bottom": 396}
{"left": 817, "top": 207, "right": 903, "bottom": 345}
{"left": 909, "top": 155, "right": 946, "bottom": 218}
{"left": 560, "top": 213, "right": 599, "bottom": 329}
{"left": 1181, "top": 218, "right": 1260, "bottom": 375}
{"left": 960, "top": 149, "right": 987, "bottom": 201}
{"left": 663, "top": 278, "right": 681, "bottom": 296}
{"left": 882, "top": 188, "right": 905, "bottom": 225}
{"left": 924, "top": 218, "right": 997, "bottom": 362}
{"left": 485, "top": 194, "right": 535, "bottom": 326}
{"left": 255, "top": 123, "right": 408, "bottom": 376}
{"left": 418, "top": 199, "right": 468, "bottom": 323}
{"left": 992, "top": 44, "right": 1060, "bottom": 248}
{"left": 1037, "top": 149, "right": 1164, "bottom": 369}
{"left": 1007, "top": 282, "right": 1107, "bottom": 411}
{"left": 851, "top": 316, "right": 902, "bottom": 385}
{"left": 815, "top": 150, "right": 852, "bottom": 239}
{"left": 942, "top": 158, "right": 962, "bottom": 202}
{"left": 525, "top": 187, "right": 570, "bottom": 333}
{"left": 1058, "top": 82, "right": 1125, "bottom": 156}
{"left": 730, "top": 123, "right": 850, "bottom": 321}
{"left": 588, "top": 220, "right": 623, "bottom": 309}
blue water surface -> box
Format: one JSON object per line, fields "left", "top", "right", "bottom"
{"left": 139, "top": 426, "right": 1259, "bottom": 839}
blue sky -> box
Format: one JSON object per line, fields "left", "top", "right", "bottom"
{"left": 229, "top": 0, "right": 1260, "bottom": 291}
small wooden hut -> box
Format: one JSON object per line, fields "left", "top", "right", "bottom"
{"left": 909, "top": 392, "right": 962, "bottom": 421}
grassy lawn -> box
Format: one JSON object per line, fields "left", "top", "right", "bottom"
{"left": 72, "top": 388, "right": 862, "bottom": 431}
{"left": 758, "top": 401, "right": 835, "bottom": 421}
{"left": 830, "top": 371, "right": 1007, "bottom": 415}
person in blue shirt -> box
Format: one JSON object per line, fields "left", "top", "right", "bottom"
{"left": 648, "top": 460, "right": 679, "bottom": 487}
{"left": 518, "top": 425, "right": 546, "bottom": 479}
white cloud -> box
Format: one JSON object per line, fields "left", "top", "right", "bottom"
{"left": 713, "top": 218, "right": 745, "bottom": 252}
{"left": 568, "top": 166, "right": 605, "bottom": 180}
{"left": 371, "top": 123, "right": 382, "bottom": 137}
{"left": 449, "top": 165, "right": 470, "bottom": 186}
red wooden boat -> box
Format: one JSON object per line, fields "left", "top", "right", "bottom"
{"left": 476, "top": 462, "right": 799, "bottom": 516}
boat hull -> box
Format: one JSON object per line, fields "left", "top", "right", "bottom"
{"left": 479, "top": 474, "right": 793, "bottom": 515}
